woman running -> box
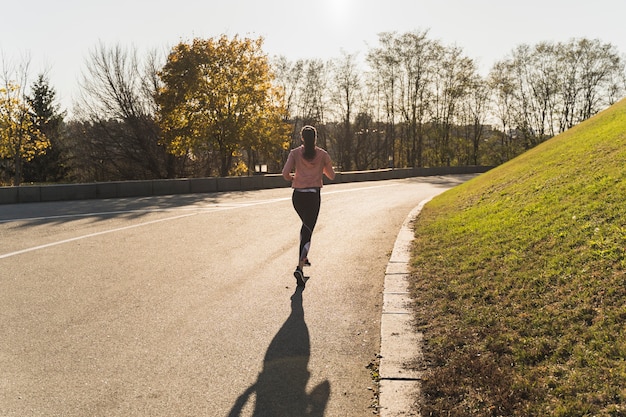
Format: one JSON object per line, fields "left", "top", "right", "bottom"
{"left": 282, "top": 125, "right": 336, "bottom": 286}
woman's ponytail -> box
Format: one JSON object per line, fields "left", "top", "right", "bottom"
{"left": 301, "top": 125, "right": 317, "bottom": 160}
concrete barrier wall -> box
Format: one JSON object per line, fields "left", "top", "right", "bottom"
{"left": 0, "top": 166, "right": 493, "bottom": 205}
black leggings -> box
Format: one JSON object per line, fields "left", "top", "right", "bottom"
{"left": 292, "top": 189, "right": 321, "bottom": 263}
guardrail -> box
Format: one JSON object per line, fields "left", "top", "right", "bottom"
{"left": 0, "top": 166, "right": 492, "bottom": 205}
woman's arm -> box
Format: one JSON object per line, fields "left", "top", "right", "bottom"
{"left": 323, "top": 153, "right": 336, "bottom": 180}
{"left": 282, "top": 150, "right": 295, "bottom": 182}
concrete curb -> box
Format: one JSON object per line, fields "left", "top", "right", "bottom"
{"left": 379, "top": 198, "right": 433, "bottom": 417}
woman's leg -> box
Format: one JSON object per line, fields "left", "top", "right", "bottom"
{"left": 292, "top": 190, "right": 321, "bottom": 269}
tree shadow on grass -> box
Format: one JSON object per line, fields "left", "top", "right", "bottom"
{"left": 228, "top": 286, "right": 330, "bottom": 417}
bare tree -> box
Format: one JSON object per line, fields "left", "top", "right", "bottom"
{"left": 271, "top": 56, "right": 305, "bottom": 155}
{"left": 430, "top": 45, "right": 477, "bottom": 166}
{"left": 457, "top": 75, "right": 490, "bottom": 165}
{"left": 574, "top": 38, "right": 625, "bottom": 120}
{"left": 488, "top": 61, "right": 520, "bottom": 162}
{"left": 491, "top": 38, "right": 626, "bottom": 151}
{"left": 329, "top": 51, "right": 361, "bottom": 171}
{"left": 359, "top": 71, "right": 389, "bottom": 169}
{"left": 367, "top": 32, "right": 400, "bottom": 167}
{"left": 299, "top": 60, "right": 328, "bottom": 125}
{"left": 498, "top": 44, "right": 558, "bottom": 148}
{"left": 530, "top": 42, "right": 560, "bottom": 139}
{"left": 295, "top": 60, "right": 329, "bottom": 148}
{"left": 395, "top": 30, "right": 437, "bottom": 167}
{"left": 272, "top": 56, "right": 304, "bottom": 123}
{"left": 74, "top": 43, "right": 172, "bottom": 180}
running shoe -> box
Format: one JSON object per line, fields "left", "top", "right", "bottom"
{"left": 294, "top": 268, "right": 305, "bottom": 287}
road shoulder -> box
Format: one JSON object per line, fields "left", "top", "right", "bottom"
{"left": 379, "top": 198, "right": 433, "bottom": 416}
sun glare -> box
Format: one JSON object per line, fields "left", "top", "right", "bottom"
{"left": 325, "top": 0, "right": 355, "bottom": 22}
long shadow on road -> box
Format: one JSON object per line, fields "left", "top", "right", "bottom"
{"left": 228, "top": 286, "right": 330, "bottom": 417}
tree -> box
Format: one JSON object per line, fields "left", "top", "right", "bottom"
{"left": 329, "top": 51, "right": 361, "bottom": 171}
{"left": 157, "top": 35, "right": 290, "bottom": 177}
{"left": 23, "top": 73, "right": 66, "bottom": 182}
{"left": 490, "top": 38, "right": 626, "bottom": 153}
{"left": 573, "top": 38, "right": 624, "bottom": 121}
{"left": 271, "top": 56, "right": 304, "bottom": 123}
{"left": 367, "top": 32, "right": 400, "bottom": 167}
{"left": 488, "top": 61, "right": 519, "bottom": 162}
{"left": 531, "top": 42, "right": 560, "bottom": 139}
{"left": 74, "top": 43, "right": 172, "bottom": 180}
{"left": 457, "top": 75, "right": 489, "bottom": 165}
{"left": 271, "top": 56, "right": 308, "bottom": 157}
{"left": 0, "top": 58, "right": 49, "bottom": 185}
{"left": 353, "top": 111, "right": 384, "bottom": 169}
{"left": 299, "top": 60, "right": 328, "bottom": 126}
{"left": 430, "top": 45, "right": 477, "bottom": 166}
{"left": 395, "top": 30, "right": 437, "bottom": 167}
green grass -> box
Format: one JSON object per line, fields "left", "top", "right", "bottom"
{"left": 409, "top": 99, "right": 626, "bottom": 416}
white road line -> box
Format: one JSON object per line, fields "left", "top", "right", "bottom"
{"left": 0, "top": 200, "right": 289, "bottom": 224}
{"left": 0, "top": 183, "right": 396, "bottom": 224}
{"left": 0, "top": 212, "right": 198, "bottom": 260}
{"left": 0, "top": 182, "right": 400, "bottom": 259}
{"left": 0, "top": 199, "right": 294, "bottom": 259}
{"left": 322, "top": 182, "right": 397, "bottom": 195}
{"left": 0, "top": 208, "right": 178, "bottom": 224}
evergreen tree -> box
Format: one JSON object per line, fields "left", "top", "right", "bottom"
{"left": 23, "top": 74, "right": 66, "bottom": 182}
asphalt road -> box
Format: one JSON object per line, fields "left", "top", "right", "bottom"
{"left": 0, "top": 175, "right": 473, "bottom": 417}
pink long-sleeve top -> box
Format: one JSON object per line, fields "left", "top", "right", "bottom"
{"left": 282, "top": 146, "right": 336, "bottom": 188}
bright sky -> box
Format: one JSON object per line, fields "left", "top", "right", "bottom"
{"left": 1, "top": 0, "right": 624, "bottom": 113}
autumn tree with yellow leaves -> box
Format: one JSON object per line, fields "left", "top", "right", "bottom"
{"left": 0, "top": 81, "right": 49, "bottom": 185}
{"left": 156, "top": 35, "right": 290, "bottom": 177}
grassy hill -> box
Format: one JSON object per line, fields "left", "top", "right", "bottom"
{"left": 409, "top": 98, "right": 626, "bottom": 416}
